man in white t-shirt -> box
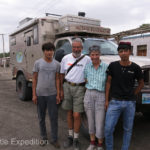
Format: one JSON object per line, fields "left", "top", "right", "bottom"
{"left": 60, "top": 38, "right": 91, "bottom": 150}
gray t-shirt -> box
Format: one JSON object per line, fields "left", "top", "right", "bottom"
{"left": 33, "top": 58, "right": 60, "bottom": 96}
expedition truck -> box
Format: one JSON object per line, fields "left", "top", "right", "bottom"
{"left": 9, "top": 12, "right": 111, "bottom": 101}
{"left": 9, "top": 13, "right": 150, "bottom": 133}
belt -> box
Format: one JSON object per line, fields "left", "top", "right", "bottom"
{"left": 65, "top": 80, "right": 85, "bottom": 86}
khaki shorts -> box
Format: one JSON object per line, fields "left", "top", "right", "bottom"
{"left": 62, "top": 82, "right": 86, "bottom": 112}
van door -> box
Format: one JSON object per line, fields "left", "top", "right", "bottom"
{"left": 25, "top": 25, "right": 42, "bottom": 80}
{"left": 24, "top": 29, "right": 33, "bottom": 80}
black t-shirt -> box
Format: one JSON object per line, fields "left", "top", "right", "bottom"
{"left": 107, "top": 61, "right": 143, "bottom": 101}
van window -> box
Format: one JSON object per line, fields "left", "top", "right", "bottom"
{"left": 27, "top": 36, "right": 31, "bottom": 46}
{"left": 10, "top": 37, "right": 16, "bottom": 46}
{"left": 55, "top": 40, "right": 72, "bottom": 62}
{"left": 56, "top": 40, "right": 72, "bottom": 54}
{"left": 33, "top": 25, "right": 38, "bottom": 44}
{"left": 82, "top": 39, "right": 118, "bottom": 55}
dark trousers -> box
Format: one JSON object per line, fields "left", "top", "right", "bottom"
{"left": 37, "top": 95, "right": 58, "bottom": 142}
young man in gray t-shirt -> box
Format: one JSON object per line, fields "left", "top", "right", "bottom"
{"left": 32, "top": 42, "right": 60, "bottom": 148}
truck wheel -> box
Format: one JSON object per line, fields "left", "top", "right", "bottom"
{"left": 143, "top": 112, "right": 150, "bottom": 119}
{"left": 81, "top": 113, "right": 90, "bottom": 139}
{"left": 16, "top": 74, "right": 32, "bottom": 101}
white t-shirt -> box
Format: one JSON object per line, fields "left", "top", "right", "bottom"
{"left": 60, "top": 53, "right": 91, "bottom": 83}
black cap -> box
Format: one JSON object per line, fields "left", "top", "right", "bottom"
{"left": 118, "top": 42, "right": 131, "bottom": 51}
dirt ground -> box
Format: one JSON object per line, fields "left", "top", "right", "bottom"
{"left": 0, "top": 67, "right": 150, "bottom": 150}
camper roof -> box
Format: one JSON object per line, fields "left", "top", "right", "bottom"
{"left": 10, "top": 16, "right": 59, "bottom": 36}
{"left": 10, "top": 14, "right": 110, "bottom": 36}
{"left": 56, "top": 15, "right": 110, "bottom": 36}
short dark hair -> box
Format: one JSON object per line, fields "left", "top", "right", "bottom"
{"left": 42, "top": 42, "right": 55, "bottom": 51}
{"left": 89, "top": 45, "right": 101, "bottom": 55}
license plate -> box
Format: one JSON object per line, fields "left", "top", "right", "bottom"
{"left": 142, "top": 93, "right": 150, "bottom": 104}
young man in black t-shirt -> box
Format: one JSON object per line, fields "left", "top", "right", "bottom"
{"left": 104, "top": 42, "right": 144, "bottom": 150}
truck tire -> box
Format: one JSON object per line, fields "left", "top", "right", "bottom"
{"left": 80, "top": 113, "right": 90, "bottom": 139}
{"left": 16, "top": 74, "right": 32, "bottom": 101}
{"left": 143, "top": 112, "right": 150, "bottom": 119}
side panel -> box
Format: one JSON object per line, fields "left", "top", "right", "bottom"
{"left": 10, "top": 23, "right": 43, "bottom": 81}
{"left": 10, "top": 31, "right": 27, "bottom": 78}
{"left": 25, "top": 19, "right": 57, "bottom": 78}
{"left": 25, "top": 24, "right": 43, "bottom": 79}
{"left": 10, "top": 19, "right": 57, "bottom": 81}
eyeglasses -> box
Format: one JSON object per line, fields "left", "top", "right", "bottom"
{"left": 72, "top": 46, "right": 82, "bottom": 49}
{"left": 89, "top": 45, "right": 100, "bottom": 51}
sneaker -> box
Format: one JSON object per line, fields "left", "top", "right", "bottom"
{"left": 86, "top": 144, "right": 96, "bottom": 150}
{"left": 63, "top": 136, "right": 73, "bottom": 148}
{"left": 39, "top": 138, "right": 48, "bottom": 146}
{"left": 50, "top": 141, "right": 60, "bottom": 149}
{"left": 73, "top": 138, "right": 80, "bottom": 150}
{"left": 96, "top": 146, "right": 104, "bottom": 150}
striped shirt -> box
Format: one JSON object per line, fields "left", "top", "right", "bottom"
{"left": 84, "top": 62, "right": 108, "bottom": 92}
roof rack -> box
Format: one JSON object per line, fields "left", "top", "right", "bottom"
{"left": 45, "top": 13, "right": 61, "bottom": 17}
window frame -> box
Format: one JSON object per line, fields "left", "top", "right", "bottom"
{"left": 26, "top": 36, "right": 31, "bottom": 46}
{"left": 10, "top": 37, "right": 16, "bottom": 46}
{"left": 33, "top": 25, "right": 39, "bottom": 45}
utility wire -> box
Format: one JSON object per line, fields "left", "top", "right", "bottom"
{"left": 15, "top": 0, "right": 48, "bottom": 21}
{"left": 34, "top": 0, "right": 60, "bottom": 17}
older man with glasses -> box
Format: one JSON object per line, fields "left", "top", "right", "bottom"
{"left": 84, "top": 45, "right": 108, "bottom": 150}
{"left": 60, "top": 38, "right": 91, "bottom": 150}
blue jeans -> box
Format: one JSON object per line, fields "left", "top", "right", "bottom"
{"left": 105, "top": 100, "right": 136, "bottom": 150}
{"left": 37, "top": 95, "right": 58, "bottom": 142}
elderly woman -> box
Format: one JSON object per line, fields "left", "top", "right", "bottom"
{"left": 84, "top": 45, "right": 108, "bottom": 150}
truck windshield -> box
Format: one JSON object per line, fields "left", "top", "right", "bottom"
{"left": 82, "top": 39, "right": 118, "bottom": 55}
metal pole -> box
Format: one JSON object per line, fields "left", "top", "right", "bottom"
{"left": 0, "top": 34, "right": 6, "bottom": 68}
{"left": 2, "top": 34, "right": 5, "bottom": 58}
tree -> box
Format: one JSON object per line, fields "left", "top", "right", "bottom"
{"left": 139, "top": 24, "right": 150, "bottom": 29}
{"left": 0, "top": 52, "right": 10, "bottom": 58}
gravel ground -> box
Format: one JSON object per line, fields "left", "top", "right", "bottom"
{"left": 0, "top": 67, "right": 150, "bottom": 150}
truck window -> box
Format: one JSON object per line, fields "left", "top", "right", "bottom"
{"left": 26, "top": 36, "right": 31, "bottom": 46}
{"left": 33, "top": 25, "right": 38, "bottom": 44}
{"left": 10, "top": 37, "right": 16, "bottom": 46}
{"left": 56, "top": 40, "right": 72, "bottom": 53}
{"left": 82, "top": 39, "right": 118, "bottom": 55}
{"left": 55, "top": 40, "right": 72, "bottom": 62}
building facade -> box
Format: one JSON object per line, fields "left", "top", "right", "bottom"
{"left": 119, "top": 33, "right": 150, "bottom": 57}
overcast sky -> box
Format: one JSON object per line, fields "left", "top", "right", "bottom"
{"left": 0, "top": 0, "right": 150, "bottom": 53}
